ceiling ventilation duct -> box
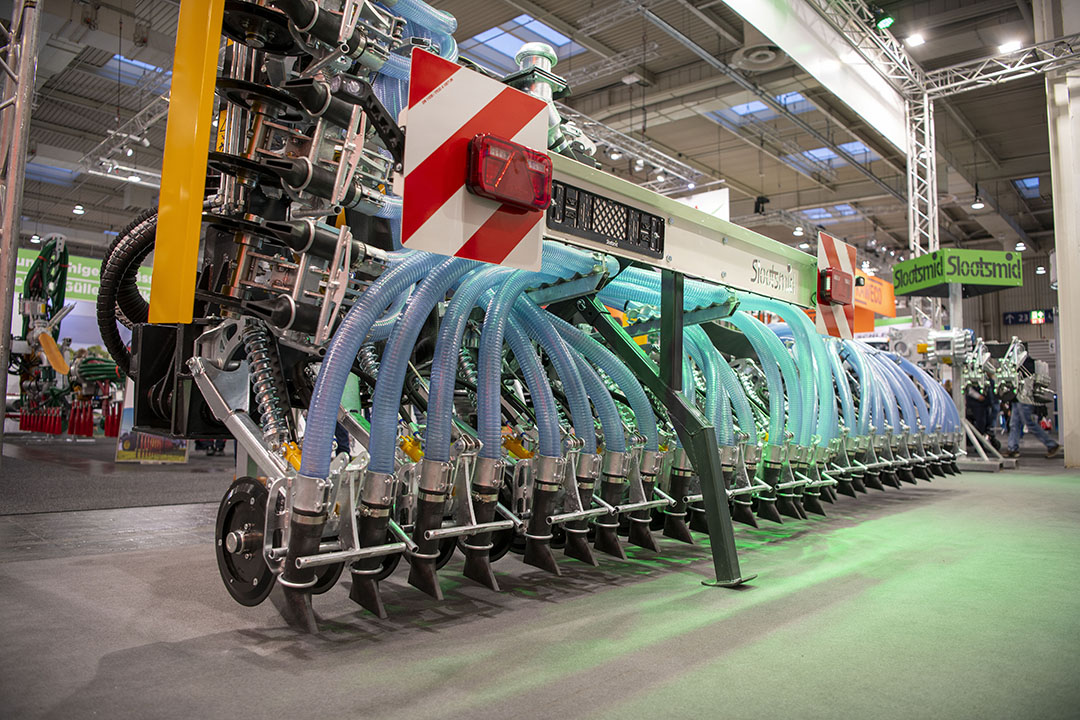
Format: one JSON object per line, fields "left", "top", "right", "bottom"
{"left": 731, "top": 22, "right": 787, "bottom": 72}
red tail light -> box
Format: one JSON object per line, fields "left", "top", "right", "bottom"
{"left": 466, "top": 133, "right": 552, "bottom": 211}
{"left": 819, "top": 267, "right": 854, "bottom": 306}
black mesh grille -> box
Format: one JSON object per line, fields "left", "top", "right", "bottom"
{"left": 546, "top": 180, "right": 664, "bottom": 259}
{"left": 590, "top": 197, "right": 628, "bottom": 241}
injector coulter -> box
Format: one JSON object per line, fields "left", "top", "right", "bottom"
{"left": 98, "top": 0, "right": 963, "bottom": 632}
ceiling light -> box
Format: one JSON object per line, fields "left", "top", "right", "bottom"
{"left": 127, "top": 174, "right": 141, "bottom": 182}
{"left": 655, "top": 172, "right": 666, "bottom": 182}
{"left": 971, "top": 196, "right": 985, "bottom": 210}
{"left": 998, "top": 40, "right": 1022, "bottom": 53}
{"left": 1015, "top": 242, "right": 1026, "bottom": 251}
{"left": 793, "top": 226, "right": 804, "bottom": 237}
{"left": 906, "top": 33, "right": 925, "bottom": 47}
{"left": 634, "top": 158, "right": 645, "bottom": 169}
{"left": 889, "top": 249, "right": 896, "bottom": 257}
{"left": 898, "top": 255, "right": 905, "bottom": 261}
{"left": 687, "top": 181, "right": 696, "bottom": 190}
{"left": 124, "top": 146, "right": 134, "bottom": 157}
{"left": 798, "top": 241, "right": 811, "bottom": 250}
{"left": 1036, "top": 265, "right": 1046, "bottom": 275}
{"left": 30, "top": 234, "right": 40, "bottom": 244}
{"left": 72, "top": 204, "right": 85, "bottom": 215}
{"left": 609, "top": 150, "right": 623, "bottom": 161}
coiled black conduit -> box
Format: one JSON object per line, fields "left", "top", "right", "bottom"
{"left": 96, "top": 208, "right": 158, "bottom": 377}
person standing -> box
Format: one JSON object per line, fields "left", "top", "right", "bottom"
{"left": 1006, "top": 374, "right": 1061, "bottom": 459}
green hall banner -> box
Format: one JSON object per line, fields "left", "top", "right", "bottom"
{"left": 14, "top": 247, "right": 152, "bottom": 303}
{"left": 892, "top": 248, "right": 1023, "bottom": 297}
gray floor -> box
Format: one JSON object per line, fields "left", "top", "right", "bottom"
{"left": 1, "top": 450, "right": 1078, "bottom": 719}
{"left": 0, "top": 436, "right": 233, "bottom": 514}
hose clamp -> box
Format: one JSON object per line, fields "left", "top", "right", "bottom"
{"left": 743, "top": 442, "right": 762, "bottom": 467}
{"left": 418, "top": 458, "right": 453, "bottom": 495}
{"left": 762, "top": 442, "right": 785, "bottom": 466}
{"left": 575, "top": 451, "right": 602, "bottom": 480}
{"left": 359, "top": 469, "right": 396, "bottom": 507}
{"left": 639, "top": 449, "right": 665, "bottom": 477}
{"left": 719, "top": 444, "right": 738, "bottom": 469}
{"left": 602, "top": 449, "right": 632, "bottom": 478}
{"left": 293, "top": 473, "right": 333, "bottom": 515}
{"left": 669, "top": 446, "right": 691, "bottom": 473}
{"left": 535, "top": 454, "right": 566, "bottom": 491}
{"left": 471, "top": 455, "right": 506, "bottom": 492}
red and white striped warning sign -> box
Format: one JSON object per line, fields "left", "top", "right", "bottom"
{"left": 400, "top": 49, "right": 548, "bottom": 270}
{"left": 816, "top": 231, "right": 857, "bottom": 339}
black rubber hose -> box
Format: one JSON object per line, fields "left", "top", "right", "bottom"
{"left": 97, "top": 212, "right": 158, "bottom": 376}
{"left": 115, "top": 216, "right": 156, "bottom": 325}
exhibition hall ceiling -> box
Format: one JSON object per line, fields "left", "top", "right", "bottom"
{"left": 12, "top": 0, "right": 1054, "bottom": 275}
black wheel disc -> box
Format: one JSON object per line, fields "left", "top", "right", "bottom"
{"left": 215, "top": 477, "right": 275, "bottom": 607}
{"left": 489, "top": 527, "right": 515, "bottom": 562}
{"left": 206, "top": 151, "right": 285, "bottom": 187}
{"left": 310, "top": 537, "right": 345, "bottom": 595}
{"left": 435, "top": 537, "right": 457, "bottom": 570}
{"left": 215, "top": 77, "right": 303, "bottom": 120}
{"left": 372, "top": 551, "right": 401, "bottom": 582}
{"left": 222, "top": 0, "right": 304, "bottom": 56}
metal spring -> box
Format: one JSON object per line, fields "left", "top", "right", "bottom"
{"left": 458, "top": 347, "right": 479, "bottom": 385}
{"left": 242, "top": 321, "right": 291, "bottom": 447}
{"left": 357, "top": 343, "right": 380, "bottom": 378}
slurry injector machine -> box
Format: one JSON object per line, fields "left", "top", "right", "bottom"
{"left": 97, "top": 0, "right": 963, "bottom": 631}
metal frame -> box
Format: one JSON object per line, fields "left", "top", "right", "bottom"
{"left": 0, "top": 0, "right": 41, "bottom": 469}
{"left": 567, "top": 290, "right": 754, "bottom": 587}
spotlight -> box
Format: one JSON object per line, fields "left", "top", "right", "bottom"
{"left": 872, "top": 7, "right": 895, "bottom": 30}
{"left": 609, "top": 150, "right": 623, "bottom": 161}
{"left": 634, "top": 158, "right": 645, "bottom": 169}
{"left": 72, "top": 204, "right": 86, "bottom": 215}
{"left": 655, "top": 172, "right": 666, "bottom": 182}
{"left": 30, "top": 234, "right": 40, "bottom": 244}
{"left": 687, "top": 181, "right": 696, "bottom": 190}
{"left": 998, "top": 40, "right": 1022, "bottom": 53}
{"left": 124, "top": 146, "right": 134, "bottom": 157}
{"left": 127, "top": 174, "right": 141, "bottom": 182}
{"left": 793, "top": 226, "right": 804, "bottom": 237}
{"left": 906, "top": 33, "right": 925, "bottom": 47}
{"left": 1036, "top": 266, "right": 1047, "bottom": 275}
{"left": 889, "top": 249, "right": 896, "bottom": 257}
{"left": 1015, "top": 242, "right": 1026, "bottom": 251}
{"left": 798, "top": 241, "right": 811, "bottom": 250}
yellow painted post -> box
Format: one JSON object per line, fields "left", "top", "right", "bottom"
{"left": 148, "top": 0, "right": 227, "bottom": 324}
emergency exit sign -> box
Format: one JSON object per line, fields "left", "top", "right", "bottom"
{"left": 1003, "top": 309, "right": 1054, "bottom": 325}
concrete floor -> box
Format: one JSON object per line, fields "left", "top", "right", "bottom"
{"left": 1, "top": 453, "right": 1078, "bottom": 719}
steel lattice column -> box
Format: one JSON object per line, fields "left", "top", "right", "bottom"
{"left": 0, "top": 1, "right": 41, "bottom": 469}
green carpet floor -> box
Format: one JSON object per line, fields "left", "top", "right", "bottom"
{"left": 0, "top": 461, "right": 1077, "bottom": 719}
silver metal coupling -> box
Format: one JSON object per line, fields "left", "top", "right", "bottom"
{"left": 602, "top": 449, "right": 633, "bottom": 481}
{"left": 359, "top": 469, "right": 396, "bottom": 507}
{"left": 575, "top": 451, "right": 602, "bottom": 481}
{"left": 417, "top": 458, "right": 453, "bottom": 501}
{"left": 719, "top": 444, "right": 738, "bottom": 470}
{"left": 292, "top": 473, "right": 334, "bottom": 515}
{"left": 639, "top": 449, "right": 665, "bottom": 478}
{"left": 471, "top": 455, "right": 507, "bottom": 493}
{"left": 534, "top": 454, "right": 567, "bottom": 492}
{"left": 670, "top": 447, "right": 693, "bottom": 474}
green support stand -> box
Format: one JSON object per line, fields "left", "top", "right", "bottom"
{"left": 563, "top": 270, "right": 755, "bottom": 588}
